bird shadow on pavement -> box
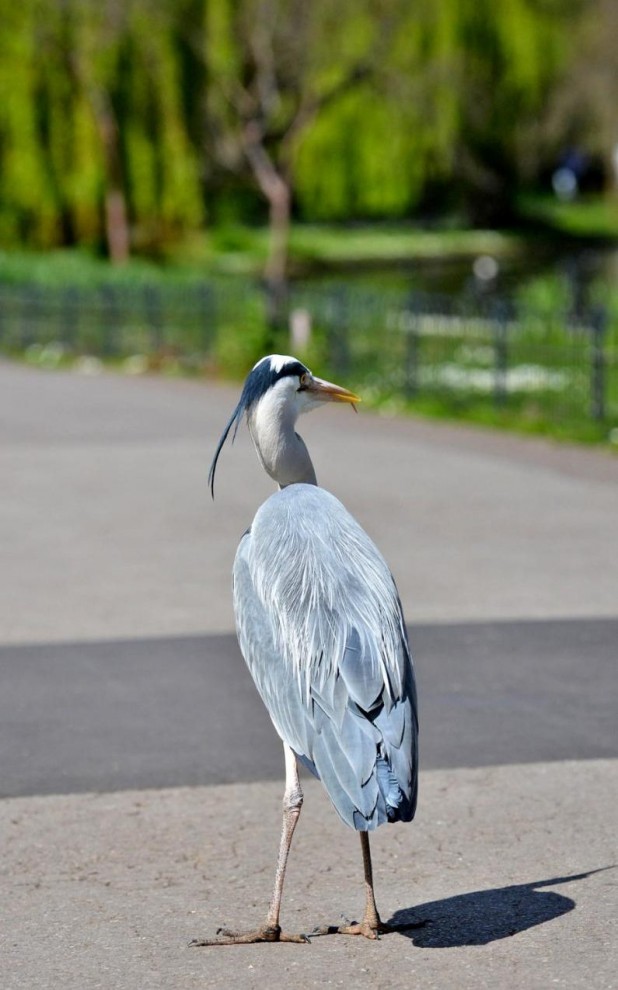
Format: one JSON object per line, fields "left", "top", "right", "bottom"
{"left": 387, "top": 868, "right": 613, "bottom": 947}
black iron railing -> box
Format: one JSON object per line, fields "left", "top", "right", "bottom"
{"left": 0, "top": 276, "right": 615, "bottom": 429}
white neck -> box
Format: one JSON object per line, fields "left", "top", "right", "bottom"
{"left": 248, "top": 389, "right": 317, "bottom": 488}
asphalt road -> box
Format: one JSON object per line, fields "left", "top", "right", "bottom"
{"left": 2, "top": 617, "right": 616, "bottom": 798}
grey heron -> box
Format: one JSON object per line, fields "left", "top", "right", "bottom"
{"left": 194, "top": 354, "right": 418, "bottom": 945}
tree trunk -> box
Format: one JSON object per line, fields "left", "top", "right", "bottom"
{"left": 242, "top": 122, "right": 292, "bottom": 333}
{"left": 68, "top": 43, "right": 131, "bottom": 264}
{"left": 104, "top": 188, "right": 130, "bottom": 264}
{"left": 96, "top": 99, "right": 130, "bottom": 263}
{"left": 264, "top": 177, "right": 291, "bottom": 331}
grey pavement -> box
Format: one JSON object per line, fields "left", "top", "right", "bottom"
{"left": 2, "top": 764, "right": 616, "bottom": 990}
{"left": 1, "top": 359, "right": 617, "bottom": 989}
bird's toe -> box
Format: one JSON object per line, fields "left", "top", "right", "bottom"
{"left": 338, "top": 921, "right": 381, "bottom": 939}
{"left": 190, "top": 924, "right": 309, "bottom": 946}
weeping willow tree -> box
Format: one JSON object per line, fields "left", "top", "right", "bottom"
{"left": 0, "top": 0, "right": 591, "bottom": 262}
{"left": 0, "top": 0, "right": 203, "bottom": 258}
{"left": 292, "top": 3, "right": 461, "bottom": 220}
{"left": 294, "top": 0, "right": 580, "bottom": 224}
{"left": 66, "top": 0, "right": 203, "bottom": 258}
{"left": 0, "top": 1, "right": 59, "bottom": 246}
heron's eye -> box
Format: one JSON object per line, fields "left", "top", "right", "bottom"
{"left": 298, "top": 373, "right": 310, "bottom": 390}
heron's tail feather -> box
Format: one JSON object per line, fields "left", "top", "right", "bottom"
{"left": 295, "top": 751, "right": 320, "bottom": 779}
{"left": 376, "top": 756, "right": 404, "bottom": 822}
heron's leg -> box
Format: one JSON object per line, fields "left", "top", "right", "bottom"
{"left": 337, "top": 832, "right": 385, "bottom": 938}
{"left": 190, "top": 744, "right": 308, "bottom": 946}
{"left": 264, "top": 743, "right": 304, "bottom": 929}
{"left": 310, "top": 832, "right": 390, "bottom": 941}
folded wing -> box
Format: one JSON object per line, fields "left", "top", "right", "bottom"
{"left": 233, "top": 484, "right": 418, "bottom": 831}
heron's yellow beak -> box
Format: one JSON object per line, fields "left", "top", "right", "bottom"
{"left": 306, "top": 376, "right": 361, "bottom": 405}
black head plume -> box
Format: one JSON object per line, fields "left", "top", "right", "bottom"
{"left": 207, "top": 396, "right": 245, "bottom": 498}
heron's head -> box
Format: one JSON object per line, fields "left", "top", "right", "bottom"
{"left": 208, "top": 354, "right": 360, "bottom": 496}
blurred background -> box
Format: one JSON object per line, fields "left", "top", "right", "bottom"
{"left": 1, "top": 0, "right": 617, "bottom": 443}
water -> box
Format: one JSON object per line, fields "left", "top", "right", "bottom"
{"left": 301, "top": 244, "right": 618, "bottom": 303}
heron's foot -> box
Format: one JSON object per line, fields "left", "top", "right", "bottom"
{"left": 310, "top": 916, "right": 429, "bottom": 941}
{"left": 309, "top": 916, "right": 385, "bottom": 940}
{"left": 339, "top": 920, "right": 386, "bottom": 939}
{"left": 190, "top": 924, "right": 309, "bottom": 946}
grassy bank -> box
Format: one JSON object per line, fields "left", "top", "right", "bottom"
{"left": 0, "top": 224, "right": 529, "bottom": 283}
{"left": 519, "top": 193, "right": 618, "bottom": 241}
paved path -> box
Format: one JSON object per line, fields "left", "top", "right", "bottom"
{"left": 2, "top": 764, "right": 616, "bottom": 990}
{"left": 1, "top": 359, "right": 617, "bottom": 989}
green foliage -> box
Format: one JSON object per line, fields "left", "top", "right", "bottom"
{"left": 0, "top": 0, "right": 600, "bottom": 251}
{"left": 0, "top": 0, "right": 203, "bottom": 254}
{"left": 0, "top": 2, "right": 56, "bottom": 243}
{"left": 519, "top": 194, "right": 618, "bottom": 239}
{"left": 293, "top": 87, "right": 426, "bottom": 219}
{"left": 292, "top": 0, "right": 580, "bottom": 221}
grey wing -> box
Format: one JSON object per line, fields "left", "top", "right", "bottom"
{"left": 233, "top": 530, "right": 418, "bottom": 831}
{"left": 233, "top": 533, "right": 317, "bottom": 765}
{"left": 310, "top": 602, "right": 418, "bottom": 830}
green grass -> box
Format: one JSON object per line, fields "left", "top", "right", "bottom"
{"left": 170, "top": 222, "right": 528, "bottom": 275}
{"left": 0, "top": 247, "right": 209, "bottom": 287}
{"left": 368, "top": 392, "right": 617, "bottom": 446}
{"left": 289, "top": 225, "right": 524, "bottom": 265}
{"left": 518, "top": 193, "right": 618, "bottom": 240}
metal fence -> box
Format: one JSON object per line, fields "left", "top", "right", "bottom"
{"left": 0, "top": 281, "right": 219, "bottom": 363}
{"left": 290, "top": 281, "right": 616, "bottom": 427}
{"left": 0, "top": 276, "right": 616, "bottom": 429}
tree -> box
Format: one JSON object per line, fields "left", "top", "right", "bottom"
{"left": 0, "top": 0, "right": 203, "bottom": 259}
{"left": 0, "top": 0, "right": 592, "bottom": 259}
{"left": 67, "top": 0, "right": 203, "bottom": 260}
{"left": 200, "top": 0, "right": 583, "bottom": 301}
{"left": 201, "top": 0, "right": 405, "bottom": 323}
{"left": 323, "top": 0, "right": 582, "bottom": 227}
{"left": 0, "top": 0, "right": 59, "bottom": 245}
{"left": 66, "top": 2, "right": 132, "bottom": 261}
